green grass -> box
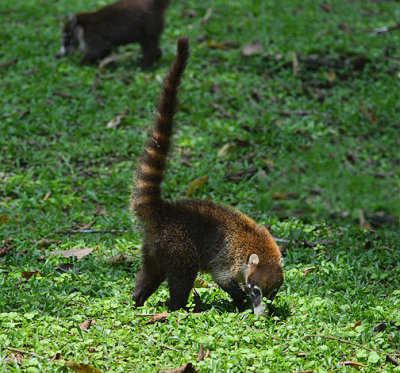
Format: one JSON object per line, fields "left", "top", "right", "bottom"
{"left": 1, "top": 0, "right": 399, "bottom": 371}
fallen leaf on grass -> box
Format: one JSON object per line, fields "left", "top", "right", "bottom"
{"left": 196, "top": 344, "right": 210, "bottom": 362}
{"left": 326, "top": 70, "right": 336, "bottom": 82}
{"left": 54, "top": 90, "right": 73, "bottom": 99}
{"left": 242, "top": 41, "right": 264, "bottom": 56}
{"left": 7, "top": 353, "right": 23, "bottom": 366}
{"left": 0, "top": 238, "right": 15, "bottom": 257}
{"left": 226, "top": 167, "right": 257, "bottom": 182}
{"left": 80, "top": 319, "right": 96, "bottom": 331}
{"left": 51, "top": 353, "right": 62, "bottom": 361}
{"left": 88, "top": 347, "right": 98, "bottom": 353}
{"left": 338, "top": 22, "right": 354, "bottom": 33}
{"left": 160, "top": 362, "right": 198, "bottom": 373}
{"left": 272, "top": 192, "right": 298, "bottom": 200}
{"left": 339, "top": 361, "right": 366, "bottom": 368}
{"left": 36, "top": 239, "right": 61, "bottom": 249}
{"left": 359, "top": 105, "right": 377, "bottom": 124}
{"left": 106, "top": 254, "right": 134, "bottom": 265}
{"left": 0, "top": 214, "right": 8, "bottom": 225}
{"left": 200, "top": 8, "right": 213, "bottom": 25}
{"left": 193, "top": 277, "right": 210, "bottom": 288}
{"left": 72, "top": 221, "right": 97, "bottom": 230}
{"left": 303, "top": 266, "right": 316, "bottom": 275}
{"left": 358, "top": 209, "right": 371, "bottom": 230}
{"left": 55, "top": 263, "right": 80, "bottom": 274}
{"left": 106, "top": 107, "right": 128, "bottom": 129}
{"left": 98, "top": 52, "right": 134, "bottom": 72}
{"left": 203, "top": 40, "right": 227, "bottom": 50}
{"left": 352, "top": 320, "right": 362, "bottom": 329}
{"left": 296, "top": 352, "right": 307, "bottom": 358}
{"left": 186, "top": 176, "right": 208, "bottom": 197}
{"left": 43, "top": 191, "right": 52, "bottom": 201}
{"left": 65, "top": 361, "right": 101, "bottom": 373}
{"left": 320, "top": 3, "right": 332, "bottom": 12}
{"left": 217, "top": 143, "right": 235, "bottom": 158}
{"left": 0, "top": 57, "right": 19, "bottom": 68}
{"left": 50, "top": 248, "right": 93, "bottom": 259}
{"left": 146, "top": 311, "right": 169, "bottom": 325}
{"left": 21, "top": 270, "right": 43, "bottom": 279}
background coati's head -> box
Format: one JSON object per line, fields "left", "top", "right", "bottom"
{"left": 245, "top": 254, "right": 284, "bottom": 315}
{"left": 58, "top": 15, "right": 83, "bottom": 57}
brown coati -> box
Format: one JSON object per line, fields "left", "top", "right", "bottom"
{"left": 131, "top": 36, "right": 284, "bottom": 315}
{"left": 58, "top": 0, "right": 170, "bottom": 69}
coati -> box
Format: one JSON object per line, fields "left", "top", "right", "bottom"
{"left": 131, "top": 36, "right": 284, "bottom": 315}
{"left": 58, "top": 0, "right": 170, "bottom": 69}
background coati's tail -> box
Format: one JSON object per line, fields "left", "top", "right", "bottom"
{"left": 130, "top": 36, "right": 189, "bottom": 225}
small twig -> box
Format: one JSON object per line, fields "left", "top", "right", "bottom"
{"left": 142, "top": 334, "right": 178, "bottom": 351}
{"left": 0, "top": 58, "right": 18, "bottom": 68}
{"left": 273, "top": 237, "right": 335, "bottom": 247}
{"left": 7, "top": 347, "right": 46, "bottom": 360}
{"left": 200, "top": 8, "right": 213, "bottom": 25}
{"left": 304, "top": 334, "right": 400, "bottom": 357}
{"left": 278, "top": 110, "right": 330, "bottom": 117}
{"left": 210, "top": 103, "right": 239, "bottom": 119}
{"left": 56, "top": 229, "right": 129, "bottom": 234}
{"left": 91, "top": 74, "right": 104, "bottom": 106}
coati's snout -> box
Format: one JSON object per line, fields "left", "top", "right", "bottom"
{"left": 57, "top": 15, "right": 81, "bottom": 58}
{"left": 245, "top": 254, "right": 284, "bottom": 315}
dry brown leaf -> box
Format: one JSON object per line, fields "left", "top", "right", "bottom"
{"left": 320, "top": 3, "right": 332, "bottom": 12}
{"left": 359, "top": 106, "right": 377, "bottom": 124}
{"left": 36, "top": 239, "right": 60, "bottom": 249}
{"left": 193, "top": 277, "right": 210, "bottom": 288}
{"left": 106, "top": 108, "right": 128, "bottom": 129}
{"left": 65, "top": 361, "right": 101, "bottom": 373}
{"left": 55, "top": 263, "right": 80, "bottom": 273}
{"left": 203, "top": 40, "right": 227, "bottom": 50}
{"left": 21, "top": 270, "right": 43, "bottom": 279}
{"left": 326, "top": 70, "right": 336, "bottom": 82}
{"left": 146, "top": 311, "right": 169, "bottom": 325}
{"left": 106, "top": 254, "right": 134, "bottom": 265}
{"left": 0, "top": 238, "right": 15, "bottom": 257}
{"left": 160, "top": 362, "right": 198, "bottom": 373}
{"left": 0, "top": 214, "right": 8, "bottom": 225}
{"left": 358, "top": 209, "right": 371, "bottom": 230}
{"left": 338, "top": 22, "right": 354, "bottom": 33}
{"left": 272, "top": 192, "right": 298, "bottom": 200}
{"left": 242, "top": 41, "right": 264, "bottom": 56}
{"left": 51, "top": 248, "right": 93, "bottom": 260}
{"left": 51, "top": 353, "right": 62, "bottom": 361}
{"left": 339, "top": 361, "right": 366, "bottom": 368}
{"left": 303, "top": 266, "right": 316, "bottom": 275}
{"left": 80, "top": 319, "right": 96, "bottom": 331}
{"left": 296, "top": 352, "right": 307, "bottom": 358}
{"left": 217, "top": 143, "right": 234, "bottom": 158}
{"left": 98, "top": 52, "right": 134, "bottom": 72}
{"left": 186, "top": 175, "right": 208, "bottom": 197}
{"left": 352, "top": 320, "right": 362, "bottom": 329}
{"left": 7, "top": 353, "right": 23, "bottom": 365}
{"left": 197, "top": 344, "right": 205, "bottom": 362}
{"left": 88, "top": 347, "right": 98, "bottom": 353}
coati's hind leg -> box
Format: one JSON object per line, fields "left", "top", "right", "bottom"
{"left": 140, "top": 41, "right": 162, "bottom": 70}
{"left": 166, "top": 267, "right": 198, "bottom": 311}
{"left": 132, "top": 258, "right": 165, "bottom": 308}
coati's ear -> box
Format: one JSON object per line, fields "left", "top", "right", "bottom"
{"left": 246, "top": 253, "right": 259, "bottom": 278}
{"left": 248, "top": 253, "right": 259, "bottom": 267}
{"left": 68, "top": 14, "right": 77, "bottom": 26}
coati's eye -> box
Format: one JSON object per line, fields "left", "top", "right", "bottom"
{"left": 251, "top": 286, "right": 261, "bottom": 298}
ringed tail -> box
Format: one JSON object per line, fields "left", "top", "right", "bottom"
{"left": 130, "top": 36, "right": 190, "bottom": 224}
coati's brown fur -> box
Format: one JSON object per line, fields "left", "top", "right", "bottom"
{"left": 59, "top": 0, "right": 170, "bottom": 69}
{"left": 131, "top": 36, "right": 284, "bottom": 314}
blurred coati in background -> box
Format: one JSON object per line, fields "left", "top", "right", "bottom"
{"left": 58, "top": 0, "right": 170, "bottom": 69}
{"left": 130, "top": 36, "right": 284, "bottom": 315}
